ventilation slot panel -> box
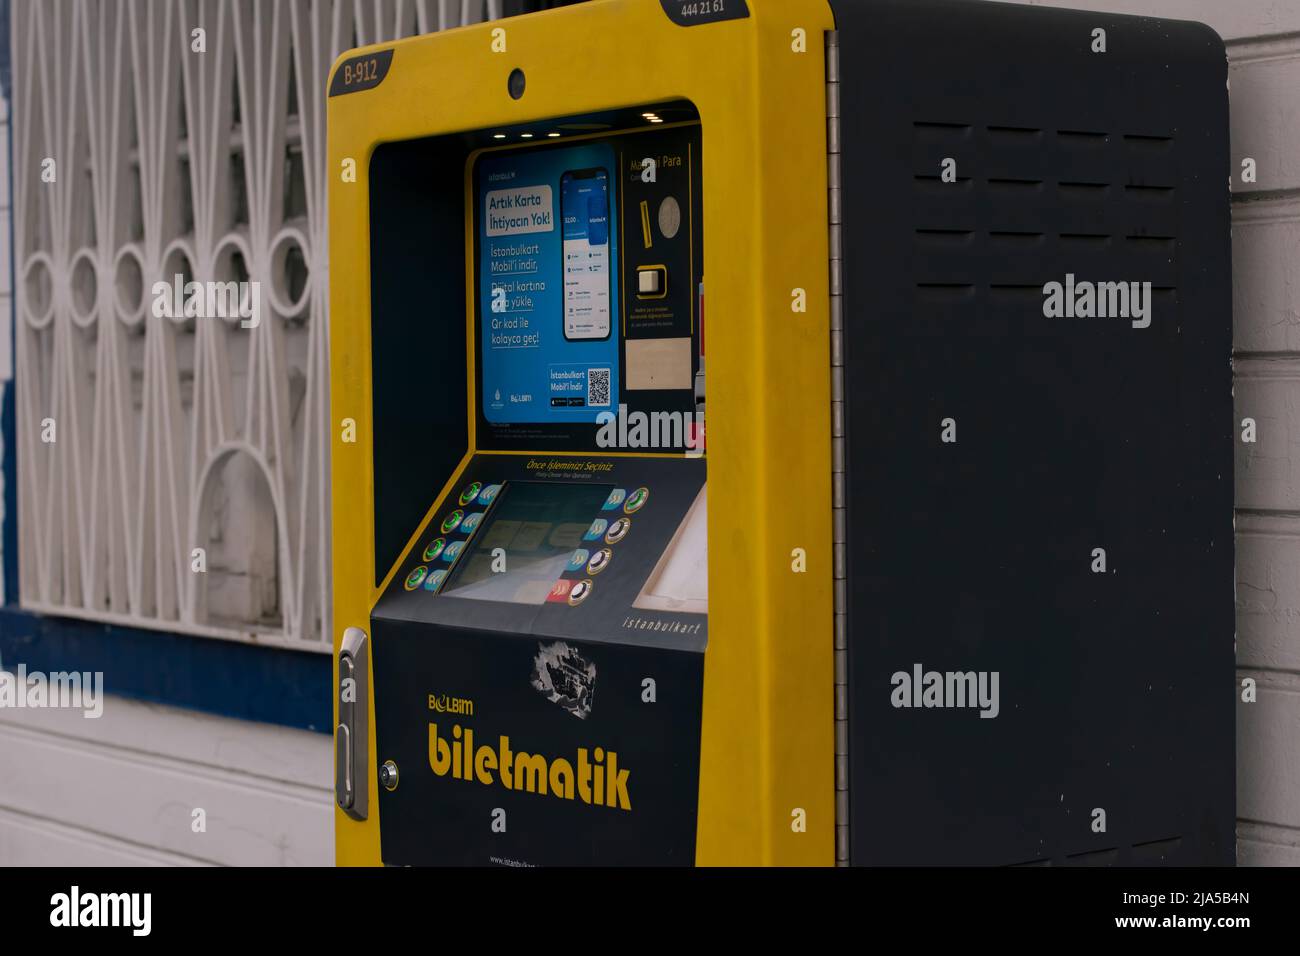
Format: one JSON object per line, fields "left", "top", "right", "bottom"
{"left": 910, "top": 119, "right": 1181, "bottom": 332}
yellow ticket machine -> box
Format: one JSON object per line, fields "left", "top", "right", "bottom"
{"left": 329, "top": 0, "right": 834, "bottom": 866}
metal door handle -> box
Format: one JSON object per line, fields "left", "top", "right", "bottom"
{"left": 336, "top": 627, "right": 369, "bottom": 820}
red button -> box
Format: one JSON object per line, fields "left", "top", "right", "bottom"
{"left": 545, "top": 580, "right": 573, "bottom": 603}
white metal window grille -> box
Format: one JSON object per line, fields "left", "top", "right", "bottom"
{"left": 11, "top": 0, "right": 504, "bottom": 650}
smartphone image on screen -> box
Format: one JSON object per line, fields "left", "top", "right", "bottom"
{"left": 560, "top": 168, "right": 612, "bottom": 341}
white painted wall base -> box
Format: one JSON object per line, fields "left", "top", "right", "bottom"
{"left": 0, "top": 694, "right": 332, "bottom": 866}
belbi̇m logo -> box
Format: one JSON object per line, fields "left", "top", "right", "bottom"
{"left": 428, "top": 692, "right": 474, "bottom": 716}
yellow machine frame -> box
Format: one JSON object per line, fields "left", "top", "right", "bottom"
{"left": 328, "top": 0, "right": 834, "bottom": 866}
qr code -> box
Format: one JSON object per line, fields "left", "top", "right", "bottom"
{"left": 587, "top": 368, "right": 611, "bottom": 408}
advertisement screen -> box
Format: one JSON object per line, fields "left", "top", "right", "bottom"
{"left": 477, "top": 143, "right": 620, "bottom": 425}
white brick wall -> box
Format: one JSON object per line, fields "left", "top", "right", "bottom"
{"left": 1024, "top": 0, "right": 1300, "bottom": 865}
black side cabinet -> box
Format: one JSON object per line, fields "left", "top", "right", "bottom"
{"left": 832, "top": 0, "right": 1233, "bottom": 866}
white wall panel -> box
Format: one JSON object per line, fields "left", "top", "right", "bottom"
{"left": 1237, "top": 514, "right": 1300, "bottom": 673}
{"left": 0, "top": 694, "right": 332, "bottom": 866}
{"left": 1236, "top": 672, "right": 1300, "bottom": 831}
{"left": 1229, "top": 39, "right": 1300, "bottom": 197}
{"left": 1238, "top": 822, "right": 1300, "bottom": 865}
{"left": 0, "top": 807, "right": 205, "bottom": 866}
{"left": 1232, "top": 199, "right": 1300, "bottom": 353}
{"left": 1234, "top": 360, "right": 1300, "bottom": 512}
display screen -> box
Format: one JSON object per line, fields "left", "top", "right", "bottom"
{"left": 561, "top": 169, "right": 612, "bottom": 341}
{"left": 477, "top": 143, "right": 620, "bottom": 425}
{"left": 442, "top": 481, "right": 615, "bottom": 605}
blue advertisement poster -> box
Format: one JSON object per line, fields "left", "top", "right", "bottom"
{"left": 477, "top": 143, "right": 620, "bottom": 424}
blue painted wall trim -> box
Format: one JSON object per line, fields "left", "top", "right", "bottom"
{"left": 0, "top": 608, "right": 332, "bottom": 732}
{"left": 2, "top": 380, "right": 15, "bottom": 606}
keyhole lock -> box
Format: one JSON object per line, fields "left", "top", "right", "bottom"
{"left": 380, "top": 760, "right": 399, "bottom": 792}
